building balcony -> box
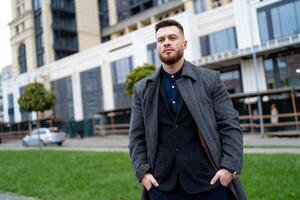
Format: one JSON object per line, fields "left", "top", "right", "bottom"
{"left": 53, "top": 41, "right": 78, "bottom": 52}
{"left": 52, "top": 21, "right": 77, "bottom": 33}
{"left": 102, "top": 0, "right": 183, "bottom": 37}
{"left": 51, "top": 2, "right": 75, "bottom": 14}
{"left": 194, "top": 33, "right": 300, "bottom": 68}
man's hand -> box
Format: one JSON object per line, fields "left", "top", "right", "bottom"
{"left": 141, "top": 173, "right": 159, "bottom": 190}
{"left": 210, "top": 169, "right": 234, "bottom": 187}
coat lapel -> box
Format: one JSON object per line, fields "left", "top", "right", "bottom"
{"left": 176, "top": 61, "right": 220, "bottom": 164}
{"left": 177, "top": 78, "right": 203, "bottom": 129}
{"left": 143, "top": 69, "right": 160, "bottom": 166}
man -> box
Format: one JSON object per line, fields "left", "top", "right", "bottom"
{"left": 270, "top": 103, "right": 279, "bottom": 132}
{"left": 129, "top": 19, "right": 246, "bottom": 200}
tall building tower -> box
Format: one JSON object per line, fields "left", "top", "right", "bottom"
{"left": 9, "top": 0, "right": 101, "bottom": 77}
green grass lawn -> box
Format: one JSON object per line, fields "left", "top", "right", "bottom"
{"left": 0, "top": 151, "right": 299, "bottom": 200}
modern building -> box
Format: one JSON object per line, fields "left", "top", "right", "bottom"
{"left": 2, "top": 0, "right": 300, "bottom": 132}
{"left": 0, "top": 65, "right": 12, "bottom": 122}
{"left": 9, "top": 0, "right": 234, "bottom": 77}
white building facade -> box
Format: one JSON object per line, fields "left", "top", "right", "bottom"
{"left": 2, "top": 0, "right": 300, "bottom": 123}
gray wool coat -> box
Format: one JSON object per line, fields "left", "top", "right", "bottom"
{"left": 129, "top": 60, "right": 247, "bottom": 200}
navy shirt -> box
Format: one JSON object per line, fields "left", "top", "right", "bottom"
{"left": 161, "top": 67, "right": 182, "bottom": 114}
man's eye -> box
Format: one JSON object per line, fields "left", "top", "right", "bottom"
{"left": 169, "top": 36, "right": 176, "bottom": 40}
{"left": 158, "top": 38, "right": 164, "bottom": 43}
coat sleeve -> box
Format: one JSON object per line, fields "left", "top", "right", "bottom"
{"left": 128, "top": 84, "right": 151, "bottom": 181}
{"left": 211, "top": 72, "right": 243, "bottom": 173}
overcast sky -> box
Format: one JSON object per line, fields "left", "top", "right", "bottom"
{"left": 0, "top": 1, "right": 12, "bottom": 71}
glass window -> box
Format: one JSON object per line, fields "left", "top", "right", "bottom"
{"left": 157, "top": 0, "right": 169, "bottom": 5}
{"left": 279, "top": 3, "right": 298, "bottom": 36}
{"left": 33, "top": 3, "right": 44, "bottom": 67}
{"left": 258, "top": 11, "right": 270, "bottom": 42}
{"left": 208, "top": 34, "right": 217, "bottom": 54}
{"left": 281, "top": 54, "right": 300, "bottom": 87}
{"left": 18, "top": 44, "right": 27, "bottom": 74}
{"left": 200, "top": 36, "right": 210, "bottom": 56}
{"left": 296, "top": 1, "right": 300, "bottom": 29}
{"left": 264, "top": 52, "right": 300, "bottom": 89}
{"left": 111, "top": 57, "right": 133, "bottom": 108}
{"left": 80, "top": 67, "right": 103, "bottom": 119}
{"left": 258, "top": 0, "right": 300, "bottom": 42}
{"left": 19, "top": 86, "right": 31, "bottom": 121}
{"left": 199, "top": 27, "right": 237, "bottom": 56}
{"left": 271, "top": 8, "right": 281, "bottom": 38}
{"left": 214, "top": 29, "right": 228, "bottom": 53}
{"left": 114, "top": 58, "right": 132, "bottom": 84}
{"left": 33, "top": 0, "right": 41, "bottom": 10}
{"left": 51, "top": 0, "right": 78, "bottom": 60}
{"left": 99, "top": 0, "right": 109, "bottom": 28}
{"left": 219, "top": 67, "right": 243, "bottom": 94}
{"left": 264, "top": 59, "right": 276, "bottom": 89}
{"left": 147, "top": 43, "right": 160, "bottom": 67}
{"left": 51, "top": 76, "right": 74, "bottom": 121}
{"left": 277, "top": 57, "right": 288, "bottom": 87}
{"left": 227, "top": 28, "right": 237, "bottom": 50}
{"left": 8, "top": 94, "right": 14, "bottom": 123}
{"left": 194, "top": 0, "right": 206, "bottom": 14}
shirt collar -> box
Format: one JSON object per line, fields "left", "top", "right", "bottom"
{"left": 146, "top": 60, "right": 197, "bottom": 85}
{"left": 161, "top": 66, "right": 183, "bottom": 80}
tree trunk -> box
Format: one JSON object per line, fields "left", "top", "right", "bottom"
{"left": 37, "top": 112, "right": 42, "bottom": 150}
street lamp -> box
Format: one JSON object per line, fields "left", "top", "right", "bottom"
{"left": 246, "top": 0, "right": 264, "bottom": 135}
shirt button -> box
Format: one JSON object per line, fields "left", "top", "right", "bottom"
{"left": 171, "top": 75, "right": 174, "bottom": 78}
{"left": 171, "top": 85, "right": 175, "bottom": 89}
{"left": 175, "top": 148, "right": 179, "bottom": 152}
{"left": 172, "top": 101, "right": 176, "bottom": 104}
{"left": 175, "top": 124, "right": 178, "bottom": 128}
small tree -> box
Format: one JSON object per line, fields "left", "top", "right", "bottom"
{"left": 125, "top": 63, "right": 155, "bottom": 95}
{"left": 18, "top": 82, "right": 56, "bottom": 147}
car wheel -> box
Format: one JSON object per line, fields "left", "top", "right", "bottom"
{"left": 57, "top": 142, "right": 63, "bottom": 146}
{"left": 22, "top": 141, "right": 28, "bottom": 147}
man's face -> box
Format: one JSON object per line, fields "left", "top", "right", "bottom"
{"left": 156, "top": 26, "right": 187, "bottom": 65}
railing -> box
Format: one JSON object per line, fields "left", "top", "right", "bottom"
{"left": 53, "top": 41, "right": 78, "bottom": 52}
{"left": 52, "top": 21, "right": 77, "bottom": 33}
{"left": 240, "top": 112, "right": 300, "bottom": 134}
{"left": 92, "top": 112, "right": 300, "bottom": 136}
{"left": 93, "top": 88, "right": 300, "bottom": 136}
{"left": 94, "top": 123, "right": 130, "bottom": 135}
{"left": 1, "top": 130, "right": 28, "bottom": 140}
{"left": 194, "top": 33, "right": 300, "bottom": 66}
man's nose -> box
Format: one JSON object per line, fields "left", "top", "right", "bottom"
{"left": 163, "top": 39, "right": 171, "bottom": 46}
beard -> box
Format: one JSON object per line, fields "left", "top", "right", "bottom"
{"left": 159, "top": 49, "right": 184, "bottom": 65}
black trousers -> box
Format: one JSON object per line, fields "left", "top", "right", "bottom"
{"left": 148, "top": 183, "right": 228, "bottom": 200}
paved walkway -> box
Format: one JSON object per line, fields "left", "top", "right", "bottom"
{"left": 0, "top": 194, "right": 36, "bottom": 200}
{"left": 0, "top": 134, "right": 300, "bottom": 153}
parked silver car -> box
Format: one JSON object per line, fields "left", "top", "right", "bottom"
{"left": 22, "top": 127, "right": 66, "bottom": 146}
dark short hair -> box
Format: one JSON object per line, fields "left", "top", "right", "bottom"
{"left": 155, "top": 19, "right": 184, "bottom": 35}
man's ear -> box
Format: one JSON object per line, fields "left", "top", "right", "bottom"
{"left": 183, "top": 40, "right": 187, "bottom": 49}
